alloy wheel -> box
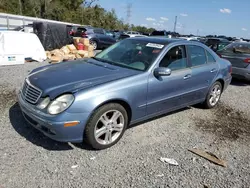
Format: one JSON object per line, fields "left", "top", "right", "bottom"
{"left": 94, "top": 110, "right": 125, "bottom": 145}
{"left": 209, "top": 84, "right": 221, "bottom": 106}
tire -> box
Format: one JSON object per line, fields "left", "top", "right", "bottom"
{"left": 203, "top": 81, "right": 222, "bottom": 109}
{"left": 90, "top": 40, "right": 98, "bottom": 50}
{"left": 84, "top": 103, "right": 128, "bottom": 150}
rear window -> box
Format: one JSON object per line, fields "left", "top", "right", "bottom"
{"left": 76, "top": 27, "right": 86, "bottom": 32}
{"left": 222, "top": 43, "right": 250, "bottom": 54}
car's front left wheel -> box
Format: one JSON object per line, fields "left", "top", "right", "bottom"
{"left": 84, "top": 103, "right": 128, "bottom": 150}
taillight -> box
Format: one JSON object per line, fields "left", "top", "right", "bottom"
{"left": 244, "top": 58, "right": 250, "bottom": 63}
{"left": 82, "top": 32, "right": 87, "bottom": 37}
{"left": 229, "top": 65, "right": 232, "bottom": 74}
{"left": 217, "top": 53, "right": 222, "bottom": 58}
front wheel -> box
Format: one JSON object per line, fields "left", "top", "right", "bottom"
{"left": 84, "top": 103, "right": 128, "bottom": 150}
{"left": 203, "top": 81, "right": 222, "bottom": 109}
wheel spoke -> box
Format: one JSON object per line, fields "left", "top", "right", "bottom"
{"left": 112, "top": 123, "right": 123, "bottom": 132}
{"left": 100, "top": 114, "right": 109, "bottom": 125}
{"left": 111, "top": 111, "right": 121, "bottom": 122}
{"left": 104, "top": 131, "right": 112, "bottom": 143}
{"left": 95, "top": 127, "right": 107, "bottom": 138}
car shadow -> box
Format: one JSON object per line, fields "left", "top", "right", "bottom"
{"left": 128, "top": 107, "right": 190, "bottom": 129}
{"left": 230, "top": 78, "right": 250, "bottom": 86}
{"left": 9, "top": 102, "right": 75, "bottom": 151}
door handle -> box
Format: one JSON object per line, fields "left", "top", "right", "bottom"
{"left": 183, "top": 74, "right": 191, "bottom": 80}
{"left": 210, "top": 68, "right": 217, "bottom": 73}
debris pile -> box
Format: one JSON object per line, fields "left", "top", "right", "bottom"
{"left": 45, "top": 38, "right": 95, "bottom": 63}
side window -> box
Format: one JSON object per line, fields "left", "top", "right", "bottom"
{"left": 206, "top": 50, "right": 216, "bottom": 63}
{"left": 187, "top": 45, "right": 207, "bottom": 67}
{"left": 159, "top": 45, "right": 187, "bottom": 71}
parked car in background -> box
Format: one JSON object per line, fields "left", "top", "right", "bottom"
{"left": 125, "top": 31, "right": 141, "bottom": 35}
{"left": 205, "top": 38, "right": 230, "bottom": 52}
{"left": 179, "top": 36, "right": 206, "bottom": 43}
{"left": 18, "top": 37, "right": 232, "bottom": 149}
{"left": 117, "top": 33, "right": 146, "bottom": 41}
{"left": 217, "top": 42, "right": 250, "bottom": 81}
{"left": 74, "top": 27, "right": 116, "bottom": 50}
{"left": 69, "top": 26, "right": 78, "bottom": 36}
{"left": 106, "top": 30, "right": 115, "bottom": 38}
{"left": 150, "top": 30, "right": 168, "bottom": 37}
{"left": 113, "top": 30, "right": 125, "bottom": 41}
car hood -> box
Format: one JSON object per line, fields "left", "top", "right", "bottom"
{"left": 27, "top": 59, "right": 140, "bottom": 99}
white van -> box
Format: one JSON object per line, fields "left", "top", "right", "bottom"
{"left": 0, "top": 31, "right": 46, "bottom": 66}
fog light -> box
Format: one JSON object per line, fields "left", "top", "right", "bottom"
{"left": 64, "top": 121, "right": 80, "bottom": 127}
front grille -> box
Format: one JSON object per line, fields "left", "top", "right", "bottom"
{"left": 22, "top": 79, "right": 42, "bottom": 104}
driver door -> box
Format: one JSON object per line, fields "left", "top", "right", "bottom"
{"left": 147, "top": 45, "right": 193, "bottom": 116}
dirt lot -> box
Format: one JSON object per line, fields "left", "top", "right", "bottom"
{"left": 0, "top": 62, "right": 250, "bottom": 188}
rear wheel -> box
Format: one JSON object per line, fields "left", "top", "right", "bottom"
{"left": 84, "top": 103, "right": 128, "bottom": 150}
{"left": 90, "top": 40, "right": 98, "bottom": 50}
{"left": 203, "top": 81, "right": 222, "bottom": 109}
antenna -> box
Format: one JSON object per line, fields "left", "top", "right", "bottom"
{"left": 173, "top": 16, "right": 177, "bottom": 32}
{"left": 126, "top": 3, "right": 132, "bottom": 25}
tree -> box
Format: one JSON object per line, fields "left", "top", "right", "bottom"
{"left": 0, "top": 0, "right": 157, "bottom": 32}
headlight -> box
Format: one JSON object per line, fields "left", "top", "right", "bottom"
{"left": 37, "top": 97, "right": 50, "bottom": 109}
{"left": 47, "top": 94, "right": 74, "bottom": 115}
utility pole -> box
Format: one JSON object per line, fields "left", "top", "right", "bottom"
{"left": 18, "top": 0, "right": 22, "bottom": 15}
{"left": 173, "top": 16, "right": 177, "bottom": 33}
{"left": 126, "top": 3, "right": 132, "bottom": 27}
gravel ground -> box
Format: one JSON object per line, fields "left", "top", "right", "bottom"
{"left": 0, "top": 62, "right": 250, "bottom": 188}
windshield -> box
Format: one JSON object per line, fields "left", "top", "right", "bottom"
{"left": 95, "top": 39, "right": 165, "bottom": 71}
{"left": 221, "top": 42, "right": 250, "bottom": 54}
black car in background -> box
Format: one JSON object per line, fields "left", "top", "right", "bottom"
{"left": 205, "top": 38, "right": 231, "bottom": 52}
{"left": 74, "top": 27, "right": 116, "bottom": 50}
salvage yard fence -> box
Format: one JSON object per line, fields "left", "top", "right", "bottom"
{"left": 0, "top": 13, "right": 80, "bottom": 30}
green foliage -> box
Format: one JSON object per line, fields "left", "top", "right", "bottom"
{"left": 0, "top": 0, "right": 156, "bottom": 33}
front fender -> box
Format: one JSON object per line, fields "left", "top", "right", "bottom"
{"left": 67, "top": 73, "right": 148, "bottom": 121}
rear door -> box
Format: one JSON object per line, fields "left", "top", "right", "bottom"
{"left": 186, "top": 45, "right": 219, "bottom": 100}
{"left": 218, "top": 43, "right": 250, "bottom": 69}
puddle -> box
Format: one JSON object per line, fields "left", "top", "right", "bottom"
{"left": 194, "top": 104, "right": 250, "bottom": 141}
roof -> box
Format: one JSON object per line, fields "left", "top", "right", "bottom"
{"left": 128, "top": 37, "right": 184, "bottom": 45}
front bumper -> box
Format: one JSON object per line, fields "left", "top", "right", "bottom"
{"left": 232, "top": 66, "right": 250, "bottom": 81}
{"left": 17, "top": 91, "right": 90, "bottom": 143}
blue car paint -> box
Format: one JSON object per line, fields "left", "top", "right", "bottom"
{"left": 18, "top": 38, "right": 232, "bottom": 143}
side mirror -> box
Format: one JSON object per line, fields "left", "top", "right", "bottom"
{"left": 154, "top": 67, "right": 171, "bottom": 77}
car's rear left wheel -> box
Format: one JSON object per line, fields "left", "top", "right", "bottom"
{"left": 203, "top": 81, "right": 222, "bottom": 109}
{"left": 84, "top": 103, "right": 128, "bottom": 150}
